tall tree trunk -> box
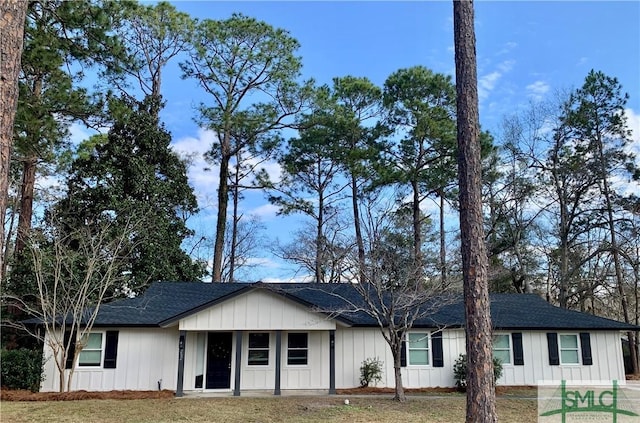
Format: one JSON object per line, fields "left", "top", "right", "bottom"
{"left": 453, "top": 1, "right": 498, "bottom": 422}
{"left": 0, "top": 0, "right": 27, "bottom": 274}
{"left": 2, "top": 200, "right": 17, "bottom": 280}
{"left": 228, "top": 183, "right": 239, "bottom": 283}
{"left": 559, "top": 190, "right": 569, "bottom": 308}
{"left": 411, "top": 179, "right": 422, "bottom": 271}
{"left": 212, "top": 150, "right": 230, "bottom": 283}
{"left": 550, "top": 137, "right": 570, "bottom": 308}
{"left": 14, "top": 156, "right": 36, "bottom": 255}
{"left": 15, "top": 68, "right": 42, "bottom": 257}
{"left": 596, "top": 132, "right": 639, "bottom": 374}
{"left": 439, "top": 192, "right": 447, "bottom": 288}
{"left": 351, "top": 173, "right": 366, "bottom": 284}
{"left": 635, "top": 258, "right": 639, "bottom": 372}
{"left": 316, "top": 184, "right": 324, "bottom": 284}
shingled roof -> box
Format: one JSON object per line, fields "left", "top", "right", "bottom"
{"left": 87, "top": 281, "right": 639, "bottom": 331}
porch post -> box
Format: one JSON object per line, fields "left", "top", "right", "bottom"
{"left": 176, "top": 330, "right": 186, "bottom": 397}
{"left": 274, "top": 330, "right": 282, "bottom": 395}
{"left": 233, "top": 330, "right": 242, "bottom": 396}
{"left": 329, "top": 330, "right": 336, "bottom": 394}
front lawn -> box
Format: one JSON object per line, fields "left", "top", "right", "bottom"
{"left": 1, "top": 394, "right": 538, "bottom": 422}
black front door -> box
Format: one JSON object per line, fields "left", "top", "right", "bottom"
{"left": 206, "top": 332, "right": 233, "bottom": 389}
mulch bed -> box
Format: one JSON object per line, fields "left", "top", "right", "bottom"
{"left": 0, "top": 389, "right": 175, "bottom": 401}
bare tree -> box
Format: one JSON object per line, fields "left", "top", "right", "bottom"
{"left": 3, "top": 214, "right": 141, "bottom": 392}
{"left": 299, "top": 196, "right": 450, "bottom": 401}
{"left": 0, "top": 0, "right": 27, "bottom": 280}
{"left": 220, "top": 215, "right": 266, "bottom": 283}
{"left": 453, "top": 0, "right": 498, "bottom": 421}
{"left": 360, "top": 206, "right": 451, "bottom": 401}
{"left": 274, "top": 219, "right": 354, "bottom": 284}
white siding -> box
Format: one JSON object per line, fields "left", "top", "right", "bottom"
{"left": 41, "top": 327, "right": 179, "bottom": 392}
{"left": 240, "top": 331, "right": 275, "bottom": 390}
{"left": 498, "top": 331, "right": 627, "bottom": 386}
{"left": 280, "top": 331, "right": 329, "bottom": 390}
{"left": 182, "top": 331, "right": 330, "bottom": 392}
{"left": 41, "top": 325, "right": 628, "bottom": 392}
{"left": 335, "top": 328, "right": 465, "bottom": 389}
{"left": 179, "top": 290, "right": 336, "bottom": 331}
{"left": 403, "top": 329, "right": 465, "bottom": 388}
{"left": 183, "top": 331, "right": 210, "bottom": 391}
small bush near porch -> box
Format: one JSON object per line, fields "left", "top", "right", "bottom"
{"left": 1, "top": 393, "right": 538, "bottom": 423}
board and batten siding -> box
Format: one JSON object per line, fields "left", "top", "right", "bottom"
{"left": 41, "top": 327, "right": 179, "bottom": 392}
{"left": 178, "top": 289, "right": 336, "bottom": 331}
{"left": 498, "top": 330, "right": 626, "bottom": 385}
{"left": 335, "top": 328, "right": 465, "bottom": 389}
{"left": 239, "top": 330, "right": 330, "bottom": 390}
{"left": 182, "top": 330, "right": 330, "bottom": 391}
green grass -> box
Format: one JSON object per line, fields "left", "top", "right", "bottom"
{"left": 0, "top": 395, "right": 538, "bottom": 423}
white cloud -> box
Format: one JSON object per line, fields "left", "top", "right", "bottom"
{"left": 613, "top": 108, "right": 640, "bottom": 197}
{"left": 171, "top": 128, "right": 219, "bottom": 204}
{"left": 244, "top": 257, "right": 281, "bottom": 269}
{"left": 250, "top": 203, "right": 279, "bottom": 220}
{"left": 626, "top": 108, "right": 640, "bottom": 145}
{"left": 243, "top": 156, "right": 282, "bottom": 185}
{"left": 497, "top": 42, "right": 518, "bottom": 56}
{"left": 526, "top": 80, "right": 550, "bottom": 101}
{"left": 478, "top": 60, "right": 515, "bottom": 101}
{"left": 67, "top": 122, "right": 110, "bottom": 146}
{"left": 576, "top": 57, "right": 588, "bottom": 66}
{"left": 497, "top": 60, "right": 515, "bottom": 73}
{"left": 260, "top": 275, "right": 314, "bottom": 283}
{"left": 625, "top": 108, "right": 640, "bottom": 174}
{"left": 478, "top": 71, "right": 501, "bottom": 101}
{"left": 172, "top": 128, "right": 285, "bottom": 217}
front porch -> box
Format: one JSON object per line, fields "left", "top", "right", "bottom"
{"left": 165, "top": 286, "right": 341, "bottom": 397}
{"left": 175, "top": 329, "right": 337, "bottom": 397}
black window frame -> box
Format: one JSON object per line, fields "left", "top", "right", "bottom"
{"left": 287, "top": 333, "right": 308, "bottom": 366}
{"left": 247, "top": 332, "right": 270, "bottom": 366}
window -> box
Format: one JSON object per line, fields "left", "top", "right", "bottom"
{"left": 287, "top": 333, "right": 308, "bottom": 365}
{"left": 248, "top": 333, "right": 269, "bottom": 366}
{"left": 408, "top": 332, "right": 429, "bottom": 366}
{"left": 78, "top": 333, "right": 103, "bottom": 367}
{"left": 559, "top": 334, "right": 579, "bottom": 364}
{"left": 493, "top": 334, "right": 511, "bottom": 364}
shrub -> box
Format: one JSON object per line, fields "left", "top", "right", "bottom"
{"left": 359, "top": 357, "right": 383, "bottom": 387}
{"left": 1, "top": 348, "right": 44, "bottom": 392}
{"left": 453, "top": 353, "right": 503, "bottom": 390}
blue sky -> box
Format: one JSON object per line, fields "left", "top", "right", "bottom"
{"left": 123, "top": 1, "right": 640, "bottom": 281}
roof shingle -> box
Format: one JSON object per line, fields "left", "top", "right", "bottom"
{"left": 87, "top": 282, "right": 639, "bottom": 331}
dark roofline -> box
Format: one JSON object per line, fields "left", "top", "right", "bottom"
{"left": 258, "top": 283, "right": 358, "bottom": 326}
{"left": 42, "top": 281, "right": 640, "bottom": 331}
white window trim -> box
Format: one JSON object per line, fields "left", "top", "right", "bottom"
{"left": 559, "top": 333, "right": 580, "bottom": 365}
{"left": 407, "top": 332, "right": 431, "bottom": 367}
{"left": 286, "top": 332, "right": 309, "bottom": 367}
{"left": 247, "top": 332, "right": 270, "bottom": 366}
{"left": 492, "top": 333, "right": 512, "bottom": 365}
{"left": 77, "top": 331, "right": 105, "bottom": 369}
